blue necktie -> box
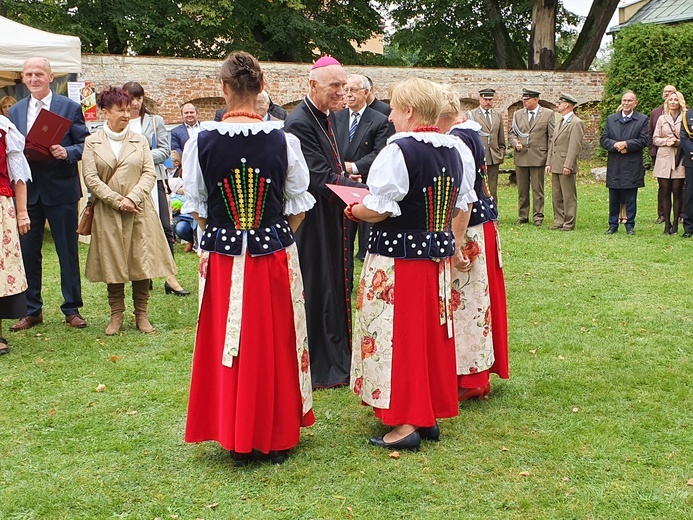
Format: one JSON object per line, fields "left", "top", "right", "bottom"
{"left": 349, "top": 112, "right": 359, "bottom": 142}
{"left": 622, "top": 116, "right": 630, "bottom": 123}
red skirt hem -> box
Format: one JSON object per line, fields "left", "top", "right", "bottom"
{"left": 483, "top": 221, "right": 509, "bottom": 379}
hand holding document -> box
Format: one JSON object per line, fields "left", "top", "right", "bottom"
{"left": 25, "top": 109, "right": 71, "bottom": 161}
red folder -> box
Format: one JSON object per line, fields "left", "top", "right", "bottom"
{"left": 326, "top": 183, "right": 370, "bottom": 205}
{"left": 25, "top": 109, "right": 72, "bottom": 161}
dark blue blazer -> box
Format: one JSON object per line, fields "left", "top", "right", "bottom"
{"left": 170, "top": 124, "right": 190, "bottom": 154}
{"left": 334, "top": 106, "right": 390, "bottom": 181}
{"left": 9, "top": 91, "right": 89, "bottom": 206}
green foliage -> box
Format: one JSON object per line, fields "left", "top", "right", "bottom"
{"left": 385, "top": 0, "right": 580, "bottom": 68}
{"left": 601, "top": 23, "right": 693, "bottom": 122}
{"left": 3, "top": 0, "right": 381, "bottom": 63}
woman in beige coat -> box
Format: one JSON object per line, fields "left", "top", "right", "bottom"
{"left": 82, "top": 87, "right": 176, "bottom": 335}
{"left": 653, "top": 91, "right": 686, "bottom": 235}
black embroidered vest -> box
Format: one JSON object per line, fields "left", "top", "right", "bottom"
{"left": 197, "top": 127, "right": 293, "bottom": 256}
{"left": 449, "top": 127, "right": 497, "bottom": 226}
{"left": 368, "top": 136, "right": 463, "bottom": 259}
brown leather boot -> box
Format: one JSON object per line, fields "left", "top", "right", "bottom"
{"left": 105, "top": 283, "right": 125, "bottom": 335}
{"left": 132, "top": 279, "right": 155, "bottom": 333}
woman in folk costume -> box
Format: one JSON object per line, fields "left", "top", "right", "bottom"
{"left": 82, "top": 87, "right": 177, "bottom": 335}
{"left": 346, "top": 78, "right": 477, "bottom": 451}
{"left": 437, "top": 85, "right": 509, "bottom": 402}
{"left": 183, "top": 51, "right": 316, "bottom": 466}
{"left": 0, "top": 115, "right": 32, "bottom": 355}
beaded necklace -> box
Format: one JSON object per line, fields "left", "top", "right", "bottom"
{"left": 222, "top": 111, "right": 263, "bottom": 121}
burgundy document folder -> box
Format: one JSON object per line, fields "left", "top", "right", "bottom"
{"left": 326, "top": 183, "right": 370, "bottom": 205}
{"left": 25, "top": 109, "right": 72, "bottom": 161}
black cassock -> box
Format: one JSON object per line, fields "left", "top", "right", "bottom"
{"left": 285, "top": 98, "right": 365, "bottom": 388}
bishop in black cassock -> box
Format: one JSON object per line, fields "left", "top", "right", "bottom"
{"left": 284, "top": 57, "right": 365, "bottom": 388}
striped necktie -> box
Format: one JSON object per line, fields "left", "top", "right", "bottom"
{"left": 349, "top": 112, "right": 359, "bottom": 142}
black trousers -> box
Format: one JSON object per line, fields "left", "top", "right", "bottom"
{"left": 608, "top": 188, "right": 638, "bottom": 230}
{"left": 20, "top": 202, "right": 82, "bottom": 317}
{"left": 683, "top": 167, "right": 693, "bottom": 234}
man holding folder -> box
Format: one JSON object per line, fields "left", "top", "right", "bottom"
{"left": 9, "top": 57, "right": 90, "bottom": 330}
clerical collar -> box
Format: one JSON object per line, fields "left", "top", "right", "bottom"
{"left": 306, "top": 95, "right": 328, "bottom": 117}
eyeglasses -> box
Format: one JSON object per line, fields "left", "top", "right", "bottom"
{"left": 344, "top": 87, "right": 368, "bottom": 94}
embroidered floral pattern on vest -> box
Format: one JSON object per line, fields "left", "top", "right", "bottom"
{"left": 219, "top": 158, "right": 271, "bottom": 230}
{"left": 425, "top": 167, "right": 459, "bottom": 232}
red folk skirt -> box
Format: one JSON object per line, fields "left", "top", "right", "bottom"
{"left": 374, "top": 258, "right": 459, "bottom": 427}
{"left": 457, "top": 220, "right": 509, "bottom": 388}
{"left": 185, "top": 251, "right": 315, "bottom": 454}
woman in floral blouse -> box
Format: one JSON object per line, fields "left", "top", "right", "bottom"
{"left": 0, "top": 115, "right": 32, "bottom": 355}
{"left": 346, "top": 78, "right": 477, "bottom": 451}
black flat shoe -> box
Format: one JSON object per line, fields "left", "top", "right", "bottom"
{"left": 605, "top": 227, "right": 618, "bottom": 235}
{"left": 418, "top": 423, "right": 440, "bottom": 442}
{"left": 369, "top": 430, "right": 421, "bottom": 451}
{"left": 268, "top": 450, "right": 290, "bottom": 465}
{"left": 626, "top": 229, "right": 635, "bottom": 235}
{"left": 0, "top": 337, "right": 8, "bottom": 355}
{"left": 230, "top": 450, "right": 251, "bottom": 467}
{"left": 683, "top": 232, "right": 693, "bottom": 238}
{"left": 164, "top": 281, "right": 191, "bottom": 296}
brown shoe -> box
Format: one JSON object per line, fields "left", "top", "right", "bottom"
{"left": 10, "top": 314, "right": 43, "bottom": 332}
{"left": 183, "top": 241, "right": 194, "bottom": 253}
{"left": 65, "top": 314, "right": 87, "bottom": 328}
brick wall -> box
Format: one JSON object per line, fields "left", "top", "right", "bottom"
{"left": 81, "top": 54, "right": 606, "bottom": 155}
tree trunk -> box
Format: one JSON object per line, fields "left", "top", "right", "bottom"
{"left": 560, "top": 0, "right": 620, "bottom": 70}
{"left": 481, "top": 0, "right": 526, "bottom": 69}
{"left": 529, "top": 0, "right": 557, "bottom": 70}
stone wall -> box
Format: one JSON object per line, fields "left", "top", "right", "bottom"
{"left": 81, "top": 54, "right": 606, "bottom": 157}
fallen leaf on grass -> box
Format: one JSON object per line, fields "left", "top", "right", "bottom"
{"left": 580, "top": 327, "right": 587, "bottom": 333}
{"left": 240, "top": 495, "right": 247, "bottom": 500}
{"left": 389, "top": 451, "right": 400, "bottom": 459}
{"left": 36, "top": 358, "right": 44, "bottom": 364}
{"left": 87, "top": 402, "right": 94, "bottom": 407}
{"left": 686, "top": 478, "right": 693, "bottom": 486}
{"left": 529, "top": 349, "right": 537, "bottom": 355}
{"left": 501, "top": 446, "right": 509, "bottom": 451}
{"left": 347, "top": 506, "right": 353, "bottom": 514}
{"left": 519, "top": 471, "right": 531, "bottom": 477}
{"left": 49, "top": 409, "right": 56, "bottom": 416}
{"left": 562, "top": 477, "right": 569, "bottom": 482}
{"left": 126, "top": 410, "right": 138, "bottom": 415}
{"left": 558, "top": 355, "right": 565, "bottom": 361}
{"left": 96, "top": 384, "right": 106, "bottom": 392}
{"left": 35, "top": 333, "right": 41, "bottom": 337}
{"left": 332, "top": 495, "right": 346, "bottom": 500}
{"left": 532, "top": 321, "right": 539, "bottom": 326}
{"left": 110, "top": 355, "right": 119, "bottom": 363}
{"left": 572, "top": 407, "right": 579, "bottom": 413}
{"left": 206, "top": 502, "right": 219, "bottom": 509}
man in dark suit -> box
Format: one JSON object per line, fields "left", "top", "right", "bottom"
{"left": 600, "top": 90, "right": 649, "bottom": 235}
{"left": 335, "top": 74, "right": 390, "bottom": 267}
{"left": 9, "top": 57, "right": 90, "bottom": 330}
{"left": 678, "top": 106, "right": 693, "bottom": 238}
{"left": 365, "top": 76, "right": 395, "bottom": 136}
{"left": 170, "top": 102, "right": 200, "bottom": 154}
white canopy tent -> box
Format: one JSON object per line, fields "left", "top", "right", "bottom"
{"left": 0, "top": 16, "right": 81, "bottom": 87}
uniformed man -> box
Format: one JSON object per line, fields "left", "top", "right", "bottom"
{"left": 546, "top": 93, "right": 585, "bottom": 231}
{"left": 509, "top": 88, "right": 554, "bottom": 226}
{"left": 468, "top": 88, "right": 505, "bottom": 203}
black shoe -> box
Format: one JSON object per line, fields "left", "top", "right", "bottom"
{"left": 669, "top": 227, "right": 678, "bottom": 235}
{"left": 164, "top": 281, "right": 191, "bottom": 296}
{"left": 369, "top": 430, "right": 421, "bottom": 451}
{"left": 514, "top": 219, "right": 528, "bottom": 225}
{"left": 605, "top": 227, "right": 618, "bottom": 235}
{"left": 626, "top": 229, "right": 635, "bottom": 235}
{"left": 682, "top": 232, "right": 692, "bottom": 238}
{"left": 0, "top": 337, "right": 8, "bottom": 355}
{"left": 656, "top": 216, "right": 665, "bottom": 224}
{"left": 418, "top": 423, "right": 440, "bottom": 442}
{"left": 230, "top": 451, "right": 251, "bottom": 467}
{"left": 268, "top": 450, "right": 290, "bottom": 465}
{"left": 534, "top": 220, "right": 543, "bottom": 227}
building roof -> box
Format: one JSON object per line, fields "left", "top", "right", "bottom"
{"left": 608, "top": 0, "right": 693, "bottom": 34}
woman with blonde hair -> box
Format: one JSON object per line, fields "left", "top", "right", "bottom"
{"left": 437, "top": 84, "right": 509, "bottom": 402}
{"left": 652, "top": 90, "right": 686, "bottom": 234}
{"left": 347, "top": 78, "right": 476, "bottom": 451}
{"left": 0, "top": 96, "right": 17, "bottom": 118}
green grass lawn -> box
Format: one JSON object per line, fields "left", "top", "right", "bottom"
{"left": 1, "top": 170, "right": 691, "bottom": 519}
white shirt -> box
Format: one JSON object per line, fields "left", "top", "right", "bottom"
{"left": 27, "top": 91, "right": 53, "bottom": 132}
{"left": 185, "top": 122, "right": 201, "bottom": 138}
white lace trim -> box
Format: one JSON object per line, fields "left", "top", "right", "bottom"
{"left": 199, "top": 120, "right": 284, "bottom": 137}
{"left": 451, "top": 120, "right": 482, "bottom": 132}
{"left": 7, "top": 151, "right": 32, "bottom": 184}
{"left": 284, "top": 191, "right": 316, "bottom": 216}
{"left": 363, "top": 194, "right": 401, "bottom": 217}
{"left": 386, "top": 131, "right": 459, "bottom": 148}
